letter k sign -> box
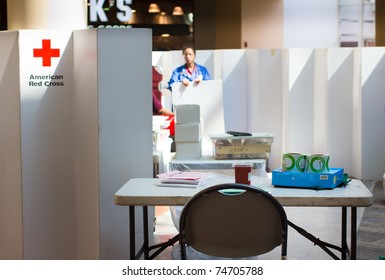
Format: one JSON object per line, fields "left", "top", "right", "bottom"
{"left": 33, "top": 39, "right": 60, "bottom": 67}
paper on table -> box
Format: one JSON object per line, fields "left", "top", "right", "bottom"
{"left": 156, "top": 170, "right": 209, "bottom": 188}
{"left": 159, "top": 179, "right": 199, "bottom": 185}
{"left": 156, "top": 182, "right": 198, "bottom": 189}
{"left": 156, "top": 170, "right": 209, "bottom": 181}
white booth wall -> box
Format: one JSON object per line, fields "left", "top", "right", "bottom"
{"left": 0, "top": 31, "right": 23, "bottom": 259}
{"left": 72, "top": 28, "right": 153, "bottom": 260}
{"left": 155, "top": 48, "right": 385, "bottom": 180}
{"left": 0, "top": 28, "right": 152, "bottom": 260}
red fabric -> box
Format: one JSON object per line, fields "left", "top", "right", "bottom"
{"left": 166, "top": 116, "right": 175, "bottom": 136}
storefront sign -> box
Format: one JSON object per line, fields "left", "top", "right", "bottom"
{"left": 88, "top": 0, "right": 132, "bottom": 28}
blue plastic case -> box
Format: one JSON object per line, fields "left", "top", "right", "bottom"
{"left": 272, "top": 168, "right": 345, "bottom": 189}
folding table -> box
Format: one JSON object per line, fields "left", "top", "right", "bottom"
{"left": 114, "top": 178, "right": 373, "bottom": 260}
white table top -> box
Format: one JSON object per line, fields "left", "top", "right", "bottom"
{"left": 114, "top": 178, "right": 373, "bottom": 207}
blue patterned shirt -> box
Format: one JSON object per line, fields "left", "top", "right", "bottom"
{"left": 168, "top": 63, "right": 211, "bottom": 90}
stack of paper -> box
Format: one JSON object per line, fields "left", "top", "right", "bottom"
{"left": 156, "top": 170, "right": 209, "bottom": 188}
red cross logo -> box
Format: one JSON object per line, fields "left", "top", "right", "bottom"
{"left": 33, "top": 39, "right": 60, "bottom": 67}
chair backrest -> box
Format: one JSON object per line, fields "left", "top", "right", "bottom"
{"left": 179, "top": 183, "right": 288, "bottom": 259}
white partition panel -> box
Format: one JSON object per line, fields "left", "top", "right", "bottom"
{"left": 246, "top": 49, "right": 284, "bottom": 171}
{"left": 0, "top": 31, "right": 23, "bottom": 259}
{"left": 18, "top": 30, "right": 76, "bottom": 259}
{"left": 0, "top": 29, "right": 152, "bottom": 260}
{"left": 284, "top": 49, "right": 315, "bottom": 153}
{"left": 221, "top": 50, "right": 248, "bottom": 131}
{"left": 351, "top": 48, "right": 363, "bottom": 179}
{"left": 213, "top": 50, "right": 223, "bottom": 80}
{"left": 153, "top": 50, "right": 172, "bottom": 78}
{"left": 326, "top": 48, "right": 356, "bottom": 174}
{"left": 169, "top": 50, "right": 185, "bottom": 79}
{"left": 72, "top": 29, "right": 100, "bottom": 259}
{"left": 152, "top": 51, "right": 163, "bottom": 66}
{"left": 195, "top": 50, "right": 215, "bottom": 81}
{"left": 97, "top": 29, "right": 153, "bottom": 259}
{"left": 313, "top": 49, "right": 328, "bottom": 154}
{"left": 360, "top": 48, "right": 385, "bottom": 180}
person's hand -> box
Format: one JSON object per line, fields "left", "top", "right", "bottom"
{"left": 194, "top": 75, "right": 203, "bottom": 85}
{"left": 182, "top": 78, "right": 189, "bottom": 86}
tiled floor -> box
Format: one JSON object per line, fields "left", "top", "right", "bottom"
{"left": 152, "top": 180, "right": 375, "bottom": 260}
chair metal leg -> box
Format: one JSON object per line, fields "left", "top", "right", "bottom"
{"left": 288, "top": 220, "right": 340, "bottom": 260}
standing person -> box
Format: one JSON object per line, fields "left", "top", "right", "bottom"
{"left": 168, "top": 44, "right": 211, "bottom": 90}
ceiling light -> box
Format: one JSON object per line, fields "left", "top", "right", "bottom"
{"left": 172, "top": 6, "right": 184, "bottom": 16}
{"left": 148, "top": 3, "right": 160, "bottom": 13}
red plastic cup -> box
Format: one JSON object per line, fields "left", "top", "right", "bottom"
{"left": 233, "top": 162, "right": 253, "bottom": 185}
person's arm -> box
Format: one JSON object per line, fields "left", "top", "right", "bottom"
{"left": 168, "top": 68, "right": 181, "bottom": 90}
{"left": 169, "top": 66, "right": 192, "bottom": 89}
{"left": 202, "top": 66, "right": 211, "bottom": 80}
{"left": 159, "top": 107, "right": 174, "bottom": 117}
{"left": 153, "top": 93, "right": 174, "bottom": 116}
{"left": 153, "top": 93, "right": 163, "bottom": 113}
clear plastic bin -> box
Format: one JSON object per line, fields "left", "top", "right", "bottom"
{"left": 210, "top": 133, "right": 274, "bottom": 160}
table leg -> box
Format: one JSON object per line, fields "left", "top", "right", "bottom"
{"left": 351, "top": 207, "right": 357, "bottom": 260}
{"left": 341, "top": 207, "right": 347, "bottom": 260}
{"left": 129, "top": 206, "right": 136, "bottom": 260}
{"left": 128, "top": 205, "right": 176, "bottom": 260}
{"left": 143, "top": 206, "right": 149, "bottom": 260}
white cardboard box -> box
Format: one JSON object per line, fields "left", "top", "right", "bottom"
{"left": 175, "top": 123, "right": 202, "bottom": 142}
{"left": 174, "top": 104, "right": 200, "bottom": 124}
{"left": 175, "top": 141, "right": 202, "bottom": 159}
